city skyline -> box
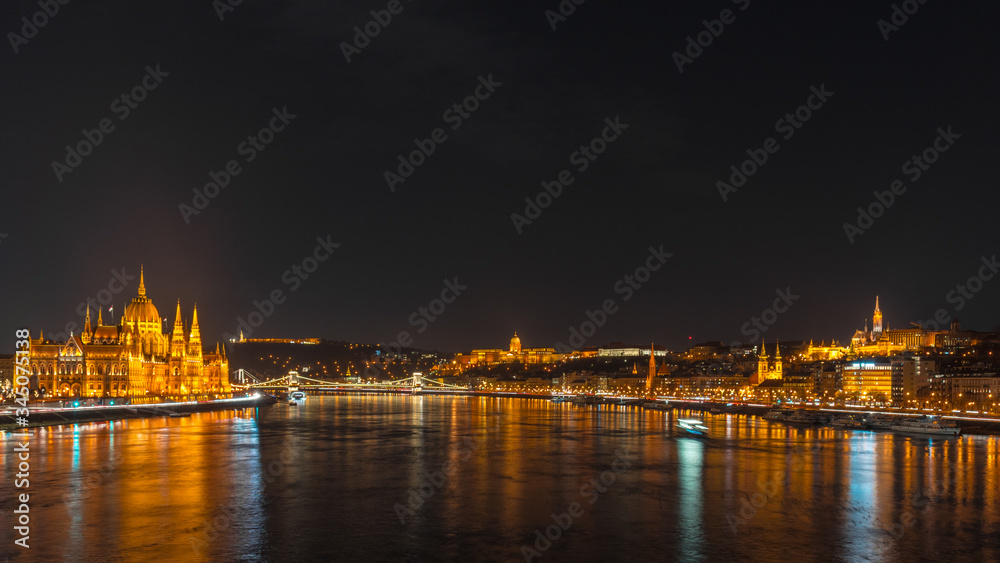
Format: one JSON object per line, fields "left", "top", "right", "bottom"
{"left": 12, "top": 268, "right": 999, "bottom": 355}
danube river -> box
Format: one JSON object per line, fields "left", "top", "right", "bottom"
{"left": 2, "top": 396, "right": 998, "bottom": 562}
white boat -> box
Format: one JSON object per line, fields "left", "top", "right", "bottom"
{"left": 288, "top": 391, "right": 306, "bottom": 405}
{"left": 551, "top": 394, "right": 574, "bottom": 403}
{"left": 677, "top": 419, "right": 709, "bottom": 436}
{"left": 891, "top": 417, "right": 960, "bottom": 436}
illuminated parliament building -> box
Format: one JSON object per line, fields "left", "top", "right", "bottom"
{"left": 26, "top": 267, "right": 230, "bottom": 398}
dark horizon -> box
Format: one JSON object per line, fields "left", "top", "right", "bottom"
{"left": 2, "top": 0, "right": 999, "bottom": 354}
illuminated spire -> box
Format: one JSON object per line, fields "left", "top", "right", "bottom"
{"left": 97, "top": 307, "right": 103, "bottom": 326}
{"left": 172, "top": 300, "right": 185, "bottom": 337}
{"left": 138, "top": 264, "right": 146, "bottom": 296}
{"left": 190, "top": 303, "right": 201, "bottom": 343}
{"left": 760, "top": 339, "right": 766, "bottom": 357}
{"left": 84, "top": 304, "right": 92, "bottom": 332}
{"left": 875, "top": 295, "right": 880, "bottom": 312}
{"left": 775, "top": 339, "right": 781, "bottom": 359}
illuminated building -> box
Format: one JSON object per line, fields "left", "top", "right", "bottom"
{"left": 597, "top": 344, "right": 668, "bottom": 357}
{"left": 894, "top": 355, "right": 936, "bottom": 407}
{"left": 26, "top": 267, "right": 230, "bottom": 397}
{"left": 752, "top": 340, "right": 783, "bottom": 385}
{"left": 842, "top": 360, "right": 893, "bottom": 402}
{"left": 456, "top": 332, "right": 566, "bottom": 368}
{"left": 803, "top": 339, "right": 847, "bottom": 360}
{"left": 850, "top": 297, "right": 929, "bottom": 356}
{"left": 933, "top": 374, "right": 1000, "bottom": 411}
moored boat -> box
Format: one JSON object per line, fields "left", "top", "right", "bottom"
{"left": 890, "top": 416, "right": 961, "bottom": 436}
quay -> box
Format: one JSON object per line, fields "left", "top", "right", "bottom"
{"left": 0, "top": 394, "right": 274, "bottom": 432}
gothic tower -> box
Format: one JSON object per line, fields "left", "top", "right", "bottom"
{"left": 758, "top": 340, "right": 768, "bottom": 377}
{"left": 81, "top": 305, "right": 92, "bottom": 344}
{"left": 774, "top": 339, "right": 783, "bottom": 379}
{"left": 872, "top": 296, "right": 883, "bottom": 339}
{"left": 646, "top": 343, "right": 656, "bottom": 392}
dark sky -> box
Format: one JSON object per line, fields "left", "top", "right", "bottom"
{"left": 2, "top": 0, "right": 999, "bottom": 354}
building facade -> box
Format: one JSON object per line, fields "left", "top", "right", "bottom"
{"left": 752, "top": 340, "right": 783, "bottom": 385}
{"left": 842, "top": 359, "right": 893, "bottom": 402}
{"left": 26, "top": 268, "right": 230, "bottom": 398}
{"left": 456, "top": 332, "right": 566, "bottom": 369}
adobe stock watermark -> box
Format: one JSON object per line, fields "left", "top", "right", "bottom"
{"left": 340, "top": 0, "right": 414, "bottom": 63}
{"left": 554, "top": 245, "right": 671, "bottom": 353}
{"left": 384, "top": 74, "right": 502, "bottom": 192}
{"left": 877, "top": 0, "right": 930, "bottom": 41}
{"left": 913, "top": 254, "right": 999, "bottom": 331}
{"left": 842, "top": 126, "right": 959, "bottom": 244}
{"left": 729, "top": 287, "right": 800, "bottom": 347}
{"left": 366, "top": 277, "right": 469, "bottom": 378}
{"left": 62, "top": 455, "right": 121, "bottom": 513}
{"left": 7, "top": 0, "right": 71, "bottom": 54}
{"left": 179, "top": 106, "right": 297, "bottom": 224}
{"left": 189, "top": 447, "right": 299, "bottom": 556}
{"left": 50, "top": 267, "right": 136, "bottom": 342}
{"left": 223, "top": 236, "right": 339, "bottom": 342}
{"left": 520, "top": 450, "right": 636, "bottom": 562}
{"left": 671, "top": 0, "right": 751, "bottom": 73}
{"left": 213, "top": 0, "right": 244, "bottom": 22}
{"left": 717, "top": 83, "right": 833, "bottom": 202}
{"left": 510, "top": 116, "right": 628, "bottom": 234}
{"left": 51, "top": 65, "right": 169, "bottom": 183}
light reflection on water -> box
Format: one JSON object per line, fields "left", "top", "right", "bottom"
{"left": 0, "top": 396, "right": 998, "bottom": 562}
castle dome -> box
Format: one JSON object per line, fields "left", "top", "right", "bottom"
{"left": 510, "top": 332, "right": 521, "bottom": 353}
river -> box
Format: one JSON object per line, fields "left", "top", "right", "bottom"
{"left": 1, "top": 395, "right": 998, "bottom": 562}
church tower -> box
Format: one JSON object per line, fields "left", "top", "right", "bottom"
{"left": 646, "top": 343, "right": 656, "bottom": 392}
{"left": 774, "top": 339, "right": 783, "bottom": 379}
{"left": 872, "top": 296, "right": 883, "bottom": 339}
{"left": 758, "top": 340, "right": 768, "bottom": 378}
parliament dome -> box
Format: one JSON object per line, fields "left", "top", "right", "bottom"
{"left": 123, "top": 266, "right": 160, "bottom": 323}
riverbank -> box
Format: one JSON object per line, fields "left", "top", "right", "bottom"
{"left": 666, "top": 400, "right": 1000, "bottom": 435}
{"left": 0, "top": 394, "right": 274, "bottom": 432}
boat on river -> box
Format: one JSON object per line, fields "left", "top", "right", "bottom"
{"left": 677, "top": 418, "right": 710, "bottom": 436}
{"left": 890, "top": 416, "right": 961, "bottom": 436}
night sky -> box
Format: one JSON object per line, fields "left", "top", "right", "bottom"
{"left": 2, "top": 0, "right": 999, "bottom": 354}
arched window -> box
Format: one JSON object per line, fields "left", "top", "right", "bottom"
{"left": 60, "top": 364, "right": 66, "bottom": 375}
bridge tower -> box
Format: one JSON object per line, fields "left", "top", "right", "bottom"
{"left": 412, "top": 371, "right": 423, "bottom": 395}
